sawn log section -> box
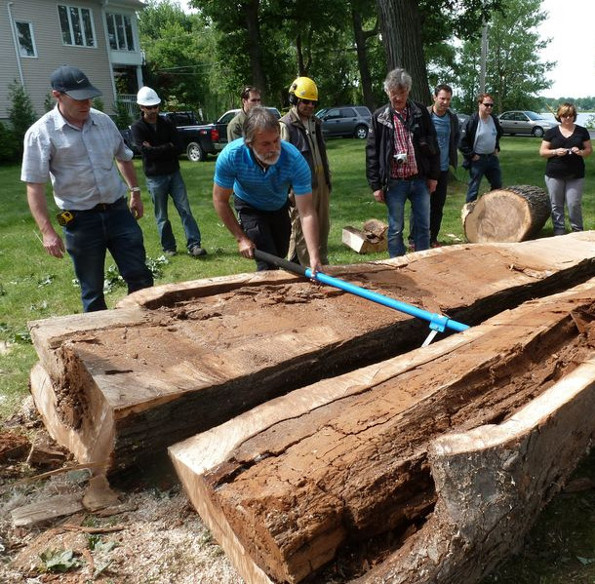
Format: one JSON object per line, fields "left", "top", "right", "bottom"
{"left": 28, "top": 233, "right": 595, "bottom": 475}
{"left": 170, "top": 279, "right": 595, "bottom": 584}
{"left": 462, "top": 184, "right": 551, "bottom": 243}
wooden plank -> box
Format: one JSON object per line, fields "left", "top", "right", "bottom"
{"left": 11, "top": 495, "right": 84, "bottom": 527}
{"left": 29, "top": 233, "right": 595, "bottom": 473}
{"left": 169, "top": 278, "right": 595, "bottom": 584}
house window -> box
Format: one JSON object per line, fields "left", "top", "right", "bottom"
{"left": 58, "top": 5, "right": 96, "bottom": 47}
{"left": 16, "top": 21, "right": 37, "bottom": 57}
{"left": 106, "top": 13, "right": 135, "bottom": 51}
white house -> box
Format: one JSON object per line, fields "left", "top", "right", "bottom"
{"left": 1, "top": 0, "right": 145, "bottom": 121}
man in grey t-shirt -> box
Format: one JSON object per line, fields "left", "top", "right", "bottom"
{"left": 459, "top": 93, "right": 503, "bottom": 202}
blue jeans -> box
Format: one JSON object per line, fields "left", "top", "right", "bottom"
{"left": 385, "top": 177, "right": 430, "bottom": 257}
{"left": 145, "top": 171, "right": 202, "bottom": 252}
{"left": 64, "top": 198, "right": 153, "bottom": 312}
{"left": 466, "top": 154, "right": 502, "bottom": 202}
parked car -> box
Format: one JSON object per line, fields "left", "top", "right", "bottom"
{"left": 455, "top": 113, "right": 470, "bottom": 138}
{"left": 211, "top": 106, "right": 281, "bottom": 149}
{"left": 498, "top": 111, "right": 558, "bottom": 137}
{"left": 316, "top": 105, "right": 372, "bottom": 139}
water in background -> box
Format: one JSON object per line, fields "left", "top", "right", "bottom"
{"left": 540, "top": 112, "right": 594, "bottom": 127}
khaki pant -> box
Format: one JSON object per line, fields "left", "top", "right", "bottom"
{"left": 288, "top": 169, "right": 330, "bottom": 266}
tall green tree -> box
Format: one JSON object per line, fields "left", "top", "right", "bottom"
{"left": 374, "top": 0, "right": 504, "bottom": 103}
{"left": 454, "top": 0, "right": 553, "bottom": 113}
{"left": 138, "top": 0, "right": 216, "bottom": 116}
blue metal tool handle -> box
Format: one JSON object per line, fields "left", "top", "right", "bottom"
{"left": 253, "top": 249, "right": 469, "bottom": 333}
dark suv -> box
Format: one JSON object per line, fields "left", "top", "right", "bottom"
{"left": 316, "top": 105, "right": 372, "bottom": 139}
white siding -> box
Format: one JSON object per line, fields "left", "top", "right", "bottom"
{"left": 0, "top": 0, "right": 144, "bottom": 121}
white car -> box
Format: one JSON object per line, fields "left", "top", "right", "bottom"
{"left": 498, "top": 111, "right": 558, "bottom": 137}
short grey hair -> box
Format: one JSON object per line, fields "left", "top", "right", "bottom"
{"left": 243, "top": 106, "right": 280, "bottom": 145}
{"left": 384, "top": 68, "right": 412, "bottom": 93}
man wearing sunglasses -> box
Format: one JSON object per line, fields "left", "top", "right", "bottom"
{"left": 280, "top": 76, "right": 331, "bottom": 266}
{"left": 131, "top": 86, "right": 206, "bottom": 258}
{"left": 459, "top": 93, "right": 504, "bottom": 203}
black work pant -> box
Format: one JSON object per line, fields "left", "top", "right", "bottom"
{"left": 234, "top": 195, "right": 291, "bottom": 271}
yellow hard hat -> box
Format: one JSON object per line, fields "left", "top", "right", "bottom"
{"left": 289, "top": 77, "right": 318, "bottom": 102}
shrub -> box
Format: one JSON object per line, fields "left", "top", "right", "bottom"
{"left": 7, "top": 80, "right": 37, "bottom": 158}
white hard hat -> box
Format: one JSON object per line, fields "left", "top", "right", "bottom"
{"left": 137, "top": 86, "right": 161, "bottom": 106}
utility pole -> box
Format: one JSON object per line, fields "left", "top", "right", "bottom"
{"left": 479, "top": 20, "right": 488, "bottom": 94}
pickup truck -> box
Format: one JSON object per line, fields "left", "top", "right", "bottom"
{"left": 121, "top": 111, "right": 220, "bottom": 163}
{"left": 121, "top": 107, "right": 281, "bottom": 162}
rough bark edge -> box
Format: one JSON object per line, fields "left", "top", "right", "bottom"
{"left": 356, "top": 358, "right": 595, "bottom": 584}
{"left": 30, "top": 362, "right": 114, "bottom": 471}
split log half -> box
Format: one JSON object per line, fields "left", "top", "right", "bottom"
{"left": 462, "top": 184, "right": 551, "bottom": 243}
{"left": 28, "top": 233, "right": 595, "bottom": 473}
{"left": 170, "top": 280, "right": 595, "bottom": 584}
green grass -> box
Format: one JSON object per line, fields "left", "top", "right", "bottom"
{"left": 1, "top": 137, "right": 594, "bottom": 583}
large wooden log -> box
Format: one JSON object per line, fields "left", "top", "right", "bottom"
{"left": 170, "top": 280, "right": 595, "bottom": 584}
{"left": 462, "top": 184, "right": 551, "bottom": 243}
{"left": 28, "top": 233, "right": 595, "bottom": 473}
{"left": 356, "top": 357, "right": 595, "bottom": 584}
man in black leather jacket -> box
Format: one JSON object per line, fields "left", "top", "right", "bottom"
{"left": 366, "top": 68, "right": 440, "bottom": 257}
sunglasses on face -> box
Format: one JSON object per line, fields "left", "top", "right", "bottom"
{"left": 300, "top": 99, "right": 318, "bottom": 106}
{"left": 143, "top": 105, "right": 159, "bottom": 110}
{"left": 482, "top": 102, "right": 494, "bottom": 107}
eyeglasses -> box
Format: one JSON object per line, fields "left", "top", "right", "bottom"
{"left": 300, "top": 99, "right": 318, "bottom": 106}
{"left": 482, "top": 102, "right": 494, "bottom": 108}
{"left": 142, "top": 105, "right": 159, "bottom": 110}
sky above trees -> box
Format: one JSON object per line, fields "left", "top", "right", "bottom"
{"left": 537, "top": 0, "right": 595, "bottom": 98}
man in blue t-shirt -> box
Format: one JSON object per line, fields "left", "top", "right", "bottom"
{"left": 213, "top": 107, "right": 321, "bottom": 272}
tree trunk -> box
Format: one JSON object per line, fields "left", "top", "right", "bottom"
{"left": 462, "top": 184, "right": 551, "bottom": 243}
{"left": 242, "top": 0, "right": 267, "bottom": 96}
{"left": 375, "top": 0, "right": 431, "bottom": 103}
{"left": 351, "top": 8, "right": 377, "bottom": 111}
{"left": 171, "top": 280, "right": 595, "bottom": 584}
{"left": 28, "top": 234, "right": 595, "bottom": 476}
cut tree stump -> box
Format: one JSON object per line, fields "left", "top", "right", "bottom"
{"left": 28, "top": 233, "right": 595, "bottom": 475}
{"left": 462, "top": 184, "right": 551, "bottom": 243}
{"left": 170, "top": 279, "right": 595, "bottom": 584}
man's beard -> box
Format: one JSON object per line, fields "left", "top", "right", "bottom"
{"left": 252, "top": 147, "right": 280, "bottom": 166}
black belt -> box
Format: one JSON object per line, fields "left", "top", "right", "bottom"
{"left": 75, "top": 198, "right": 126, "bottom": 212}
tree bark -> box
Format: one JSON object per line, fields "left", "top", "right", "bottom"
{"left": 351, "top": 7, "right": 378, "bottom": 111}
{"left": 242, "top": 0, "right": 267, "bottom": 96}
{"left": 375, "top": 0, "right": 431, "bottom": 103}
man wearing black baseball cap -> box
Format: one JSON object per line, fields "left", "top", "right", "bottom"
{"left": 21, "top": 65, "right": 153, "bottom": 311}
{"left": 50, "top": 65, "right": 103, "bottom": 100}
